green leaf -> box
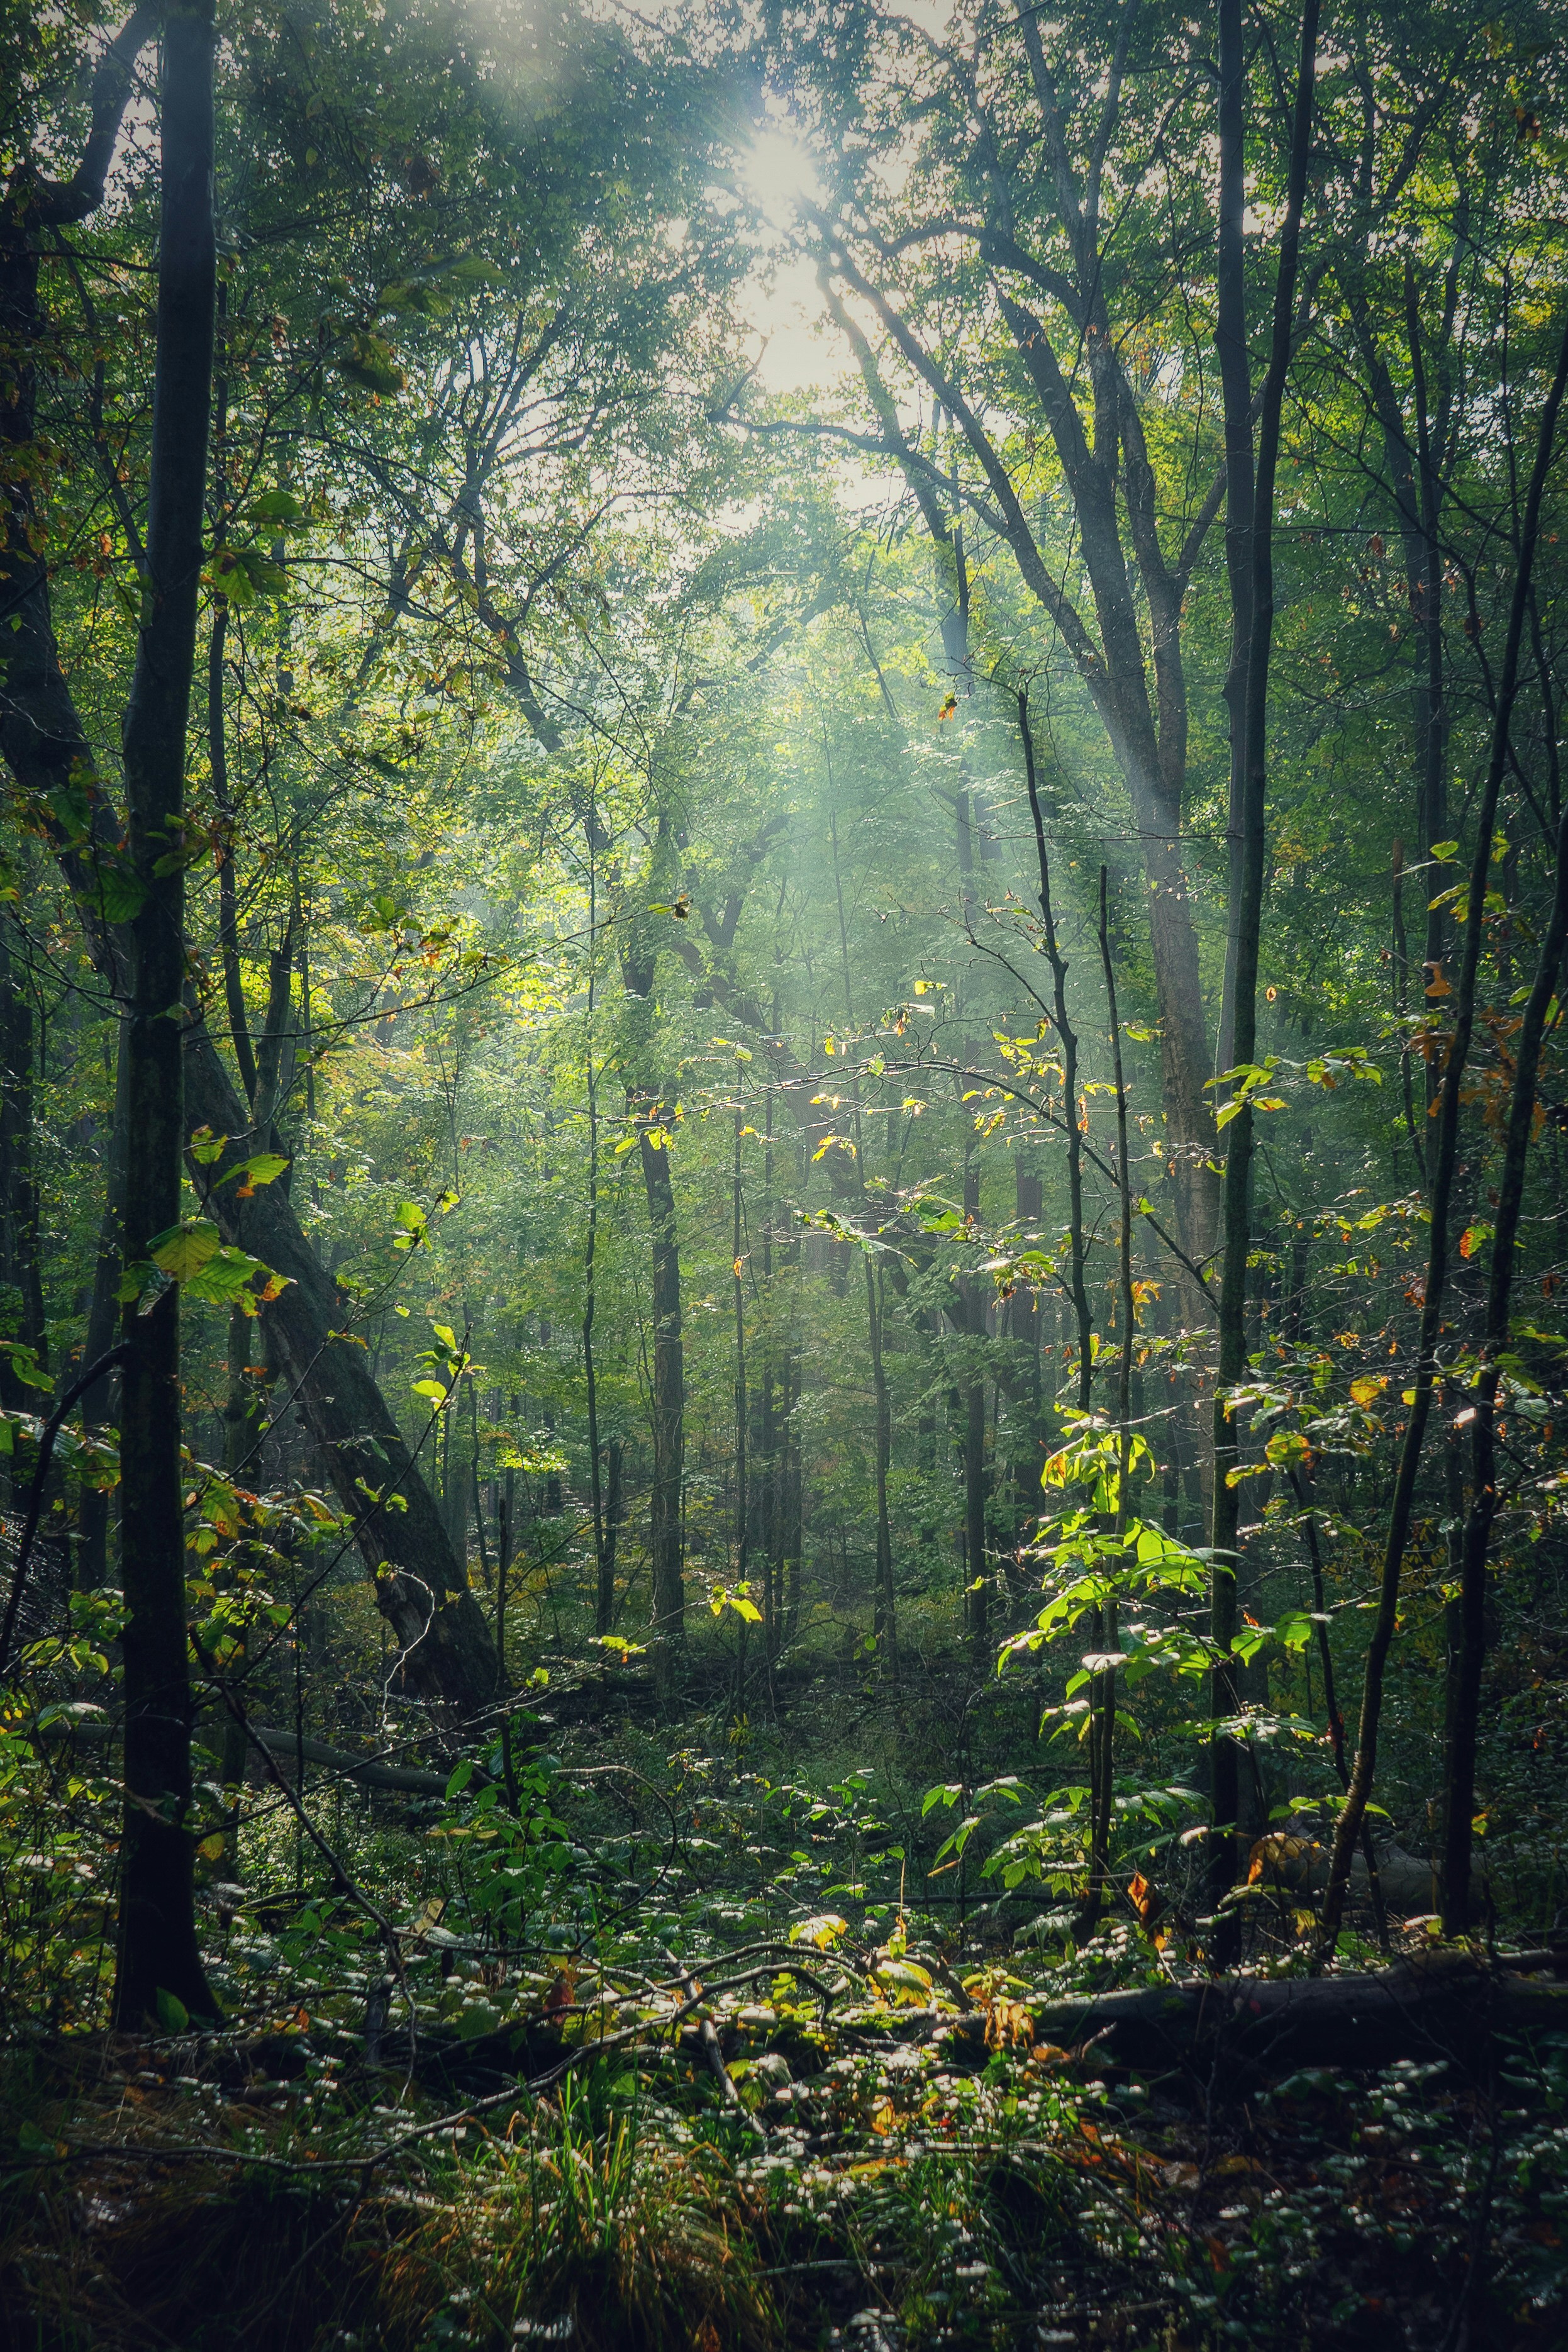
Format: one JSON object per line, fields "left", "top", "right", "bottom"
{"left": 244, "top": 489, "right": 308, "bottom": 527}
{"left": 184, "top": 1246, "right": 286, "bottom": 1310}
{"left": 154, "top": 1987, "right": 190, "bottom": 2035}
{"left": 230, "top": 548, "right": 291, "bottom": 598}
{"left": 148, "top": 1221, "right": 222, "bottom": 1281}
{"left": 91, "top": 864, "right": 147, "bottom": 925}
{"left": 411, "top": 1378, "right": 448, "bottom": 1402}
{"left": 335, "top": 329, "right": 406, "bottom": 395}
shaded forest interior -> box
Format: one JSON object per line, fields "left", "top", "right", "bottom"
{"left": 2, "top": 0, "right": 1568, "bottom": 2345}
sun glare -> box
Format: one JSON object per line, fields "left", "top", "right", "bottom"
{"left": 742, "top": 126, "right": 824, "bottom": 226}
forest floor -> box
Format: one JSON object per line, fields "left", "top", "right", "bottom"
{"left": 3, "top": 1645, "right": 1565, "bottom": 2351}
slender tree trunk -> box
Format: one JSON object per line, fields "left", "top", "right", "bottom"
{"left": 1215, "top": 0, "right": 1255, "bottom": 1083}
{"left": 1322, "top": 310, "right": 1568, "bottom": 1944}
{"left": 1015, "top": 694, "right": 1093, "bottom": 1417}
{"left": 1011, "top": 1156, "right": 1045, "bottom": 1563}
{"left": 77, "top": 1032, "right": 128, "bottom": 1589}
{"left": 640, "top": 1121, "right": 684, "bottom": 1682}
{"left": 602, "top": 1436, "right": 622, "bottom": 1625}
{"left": 1406, "top": 261, "right": 1453, "bottom": 1115}
{"left": 826, "top": 788, "right": 895, "bottom": 1661}
{"left": 218, "top": 1298, "right": 259, "bottom": 1831}
{"left": 1089, "top": 868, "right": 1135, "bottom": 1911}
{"left": 0, "top": 909, "right": 47, "bottom": 1410}
{"left": 1441, "top": 769, "right": 1568, "bottom": 1929}
{"left": 1208, "top": 0, "right": 1318, "bottom": 1943}
{"left": 584, "top": 857, "right": 609, "bottom": 1634}
{"left": 961, "top": 1149, "right": 987, "bottom": 1655}
{"left": 112, "top": 0, "right": 219, "bottom": 2028}
{"left": 732, "top": 1095, "right": 749, "bottom": 1619}
{"left": 759, "top": 1074, "right": 777, "bottom": 1668}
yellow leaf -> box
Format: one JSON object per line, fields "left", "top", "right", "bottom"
{"left": 1350, "top": 1374, "right": 1386, "bottom": 1406}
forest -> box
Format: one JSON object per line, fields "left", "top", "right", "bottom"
{"left": 2, "top": 0, "right": 1568, "bottom": 2342}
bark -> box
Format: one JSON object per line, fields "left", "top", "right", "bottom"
{"left": 1321, "top": 311, "right": 1568, "bottom": 1942}
{"left": 112, "top": 0, "right": 219, "bottom": 2030}
{"left": 1208, "top": 0, "right": 1318, "bottom": 1934}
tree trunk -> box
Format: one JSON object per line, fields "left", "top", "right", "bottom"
{"left": 1208, "top": 0, "right": 1318, "bottom": 1941}
{"left": 960, "top": 1152, "right": 987, "bottom": 1656}
{"left": 0, "top": 908, "right": 48, "bottom": 1410}
{"left": 76, "top": 1035, "right": 128, "bottom": 1590}
{"left": 111, "top": 0, "right": 219, "bottom": 2029}
{"left": 640, "top": 1121, "right": 685, "bottom": 1681}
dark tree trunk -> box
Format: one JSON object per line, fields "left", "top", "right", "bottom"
{"left": 1215, "top": 0, "right": 1255, "bottom": 1079}
{"left": 960, "top": 1153, "right": 987, "bottom": 1655}
{"left": 0, "top": 909, "right": 48, "bottom": 1407}
{"left": 601, "top": 1436, "right": 622, "bottom": 1624}
{"left": 112, "top": 0, "right": 219, "bottom": 2029}
{"left": 76, "top": 1035, "right": 128, "bottom": 1590}
{"left": 1208, "top": 0, "right": 1318, "bottom": 1938}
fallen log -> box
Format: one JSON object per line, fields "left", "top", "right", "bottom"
{"left": 248, "top": 1725, "right": 454, "bottom": 1798}
{"left": 33, "top": 1713, "right": 459, "bottom": 1798}
{"left": 1018, "top": 1949, "right": 1568, "bottom": 2075}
